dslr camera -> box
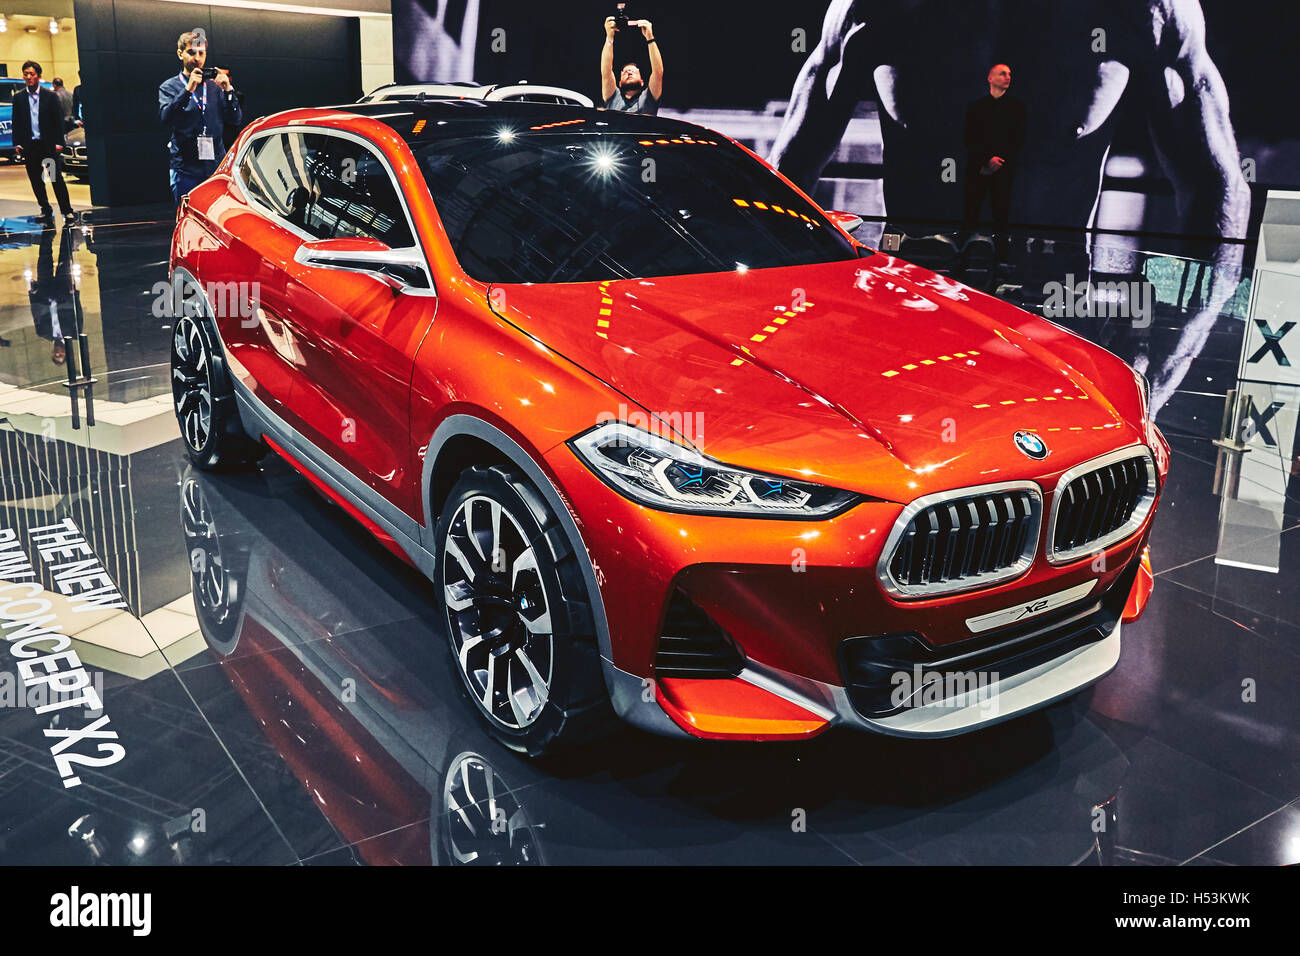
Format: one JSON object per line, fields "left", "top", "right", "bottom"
{"left": 202, "top": 67, "right": 219, "bottom": 80}
{"left": 612, "top": 3, "right": 632, "bottom": 31}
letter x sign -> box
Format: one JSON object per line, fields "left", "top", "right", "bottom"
{"left": 1248, "top": 319, "right": 1294, "bottom": 367}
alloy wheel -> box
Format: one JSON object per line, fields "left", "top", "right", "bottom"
{"left": 443, "top": 495, "right": 554, "bottom": 730}
{"left": 172, "top": 314, "right": 213, "bottom": 453}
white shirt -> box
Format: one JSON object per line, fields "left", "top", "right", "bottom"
{"left": 28, "top": 88, "right": 40, "bottom": 141}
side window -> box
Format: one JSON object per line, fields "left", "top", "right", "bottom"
{"left": 236, "top": 137, "right": 276, "bottom": 210}
{"left": 239, "top": 132, "right": 338, "bottom": 239}
{"left": 316, "top": 136, "right": 415, "bottom": 249}
{"left": 239, "top": 130, "right": 426, "bottom": 287}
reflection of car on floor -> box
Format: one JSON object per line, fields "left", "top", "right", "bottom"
{"left": 170, "top": 98, "right": 1168, "bottom": 757}
{"left": 359, "top": 81, "right": 592, "bottom": 107}
{"left": 179, "top": 467, "right": 1127, "bottom": 865}
{"left": 181, "top": 468, "right": 546, "bottom": 865}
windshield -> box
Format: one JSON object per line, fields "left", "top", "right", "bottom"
{"left": 411, "top": 131, "right": 857, "bottom": 283}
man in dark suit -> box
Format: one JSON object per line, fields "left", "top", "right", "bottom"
{"left": 158, "top": 29, "right": 242, "bottom": 207}
{"left": 12, "top": 60, "right": 74, "bottom": 224}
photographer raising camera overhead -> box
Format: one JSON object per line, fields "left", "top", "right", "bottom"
{"left": 159, "top": 29, "right": 242, "bottom": 208}
{"left": 601, "top": 5, "right": 663, "bottom": 115}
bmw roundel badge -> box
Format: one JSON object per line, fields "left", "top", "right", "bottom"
{"left": 1013, "top": 430, "right": 1048, "bottom": 460}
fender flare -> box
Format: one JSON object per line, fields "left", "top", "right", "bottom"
{"left": 167, "top": 265, "right": 243, "bottom": 422}
{"left": 420, "top": 414, "right": 687, "bottom": 737}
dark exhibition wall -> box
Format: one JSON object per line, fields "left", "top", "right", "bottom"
{"left": 395, "top": 0, "right": 1300, "bottom": 247}
{"left": 73, "top": 0, "right": 362, "bottom": 207}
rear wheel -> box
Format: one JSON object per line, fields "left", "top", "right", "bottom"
{"left": 434, "top": 465, "right": 612, "bottom": 756}
{"left": 170, "top": 290, "right": 262, "bottom": 470}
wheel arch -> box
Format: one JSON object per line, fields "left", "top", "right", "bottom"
{"left": 420, "top": 414, "right": 684, "bottom": 737}
{"left": 427, "top": 432, "right": 515, "bottom": 525}
{"left": 168, "top": 265, "right": 238, "bottom": 397}
{"left": 420, "top": 413, "right": 612, "bottom": 661}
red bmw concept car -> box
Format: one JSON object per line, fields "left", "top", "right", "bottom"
{"left": 170, "top": 99, "right": 1166, "bottom": 754}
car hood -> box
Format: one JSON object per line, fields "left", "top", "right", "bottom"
{"left": 488, "top": 255, "right": 1146, "bottom": 499}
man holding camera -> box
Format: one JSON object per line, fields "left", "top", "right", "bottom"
{"left": 601, "top": 11, "right": 662, "bottom": 115}
{"left": 158, "top": 30, "right": 241, "bottom": 207}
{"left": 11, "top": 60, "right": 74, "bottom": 225}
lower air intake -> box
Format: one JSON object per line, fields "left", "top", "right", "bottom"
{"left": 654, "top": 589, "right": 745, "bottom": 679}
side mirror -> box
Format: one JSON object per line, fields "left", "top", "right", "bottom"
{"left": 293, "top": 237, "right": 427, "bottom": 293}
{"left": 824, "top": 210, "right": 864, "bottom": 235}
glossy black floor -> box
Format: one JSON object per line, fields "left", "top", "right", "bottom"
{"left": 0, "top": 212, "right": 1296, "bottom": 866}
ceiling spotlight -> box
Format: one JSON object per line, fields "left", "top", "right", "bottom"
{"left": 50, "top": 18, "right": 59, "bottom": 33}
{"left": 0, "top": 16, "right": 8, "bottom": 33}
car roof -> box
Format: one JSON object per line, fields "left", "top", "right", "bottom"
{"left": 360, "top": 82, "right": 592, "bottom": 107}
{"left": 322, "top": 99, "right": 718, "bottom": 146}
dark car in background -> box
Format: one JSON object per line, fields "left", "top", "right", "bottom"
{"left": 62, "top": 124, "right": 87, "bottom": 178}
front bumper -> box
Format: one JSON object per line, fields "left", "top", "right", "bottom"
{"left": 542, "top": 442, "right": 1159, "bottom": 741}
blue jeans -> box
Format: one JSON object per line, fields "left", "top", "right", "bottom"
{"left": 170, "top": 168, "right": 208, "bottom": 208}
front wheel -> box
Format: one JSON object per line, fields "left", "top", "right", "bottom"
{"left": 434, "top": 465, "right": 612, "bottom": 756}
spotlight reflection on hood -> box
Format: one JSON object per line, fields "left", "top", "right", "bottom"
{"left": 588, "top": 145, "right": 620, "bottom": 178}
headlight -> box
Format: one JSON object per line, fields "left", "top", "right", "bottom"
{"left": 569, "top": 421, "right": 861, "bottom": 518}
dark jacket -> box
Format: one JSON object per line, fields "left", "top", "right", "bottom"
{"left": 11, "top": 85, "right": 66, "bottom": 153}
{"left": 158, "top": 73, "right": 242, "bottom": 175}
{"left": 963, "top": 92, "right": 1027, "bottom": 170}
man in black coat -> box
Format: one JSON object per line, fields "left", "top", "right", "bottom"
{"left": 962, "top": 63, "right": 1027, "bottom": 262}
{"left": 11, "top": 60, "right": 74, "bottom": 224}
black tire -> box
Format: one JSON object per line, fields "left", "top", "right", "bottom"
{"left": 180, "top": 470, "right": 249, "bottom": 656}
{"left": 170, "top": 289, "right": 263, "bottom": 470}
{"left": 433, "top": 465, "right": 613, "bottom": 756}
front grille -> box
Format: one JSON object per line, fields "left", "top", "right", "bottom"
{"left": 844, "top": 548, "right": 1141, "bottom": 718}
{"left": 879, "top": 483, "right": 1042, "bottom": 598}
{"left": 654, "top": 589, "right": 745, "bottom": 679}
{"left": 1049, "top": 449, "right": 1156, "bottom": 563}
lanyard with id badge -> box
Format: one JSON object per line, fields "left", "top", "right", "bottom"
{"left": 195, "top": 82, "right": 215, "bottom": 161}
